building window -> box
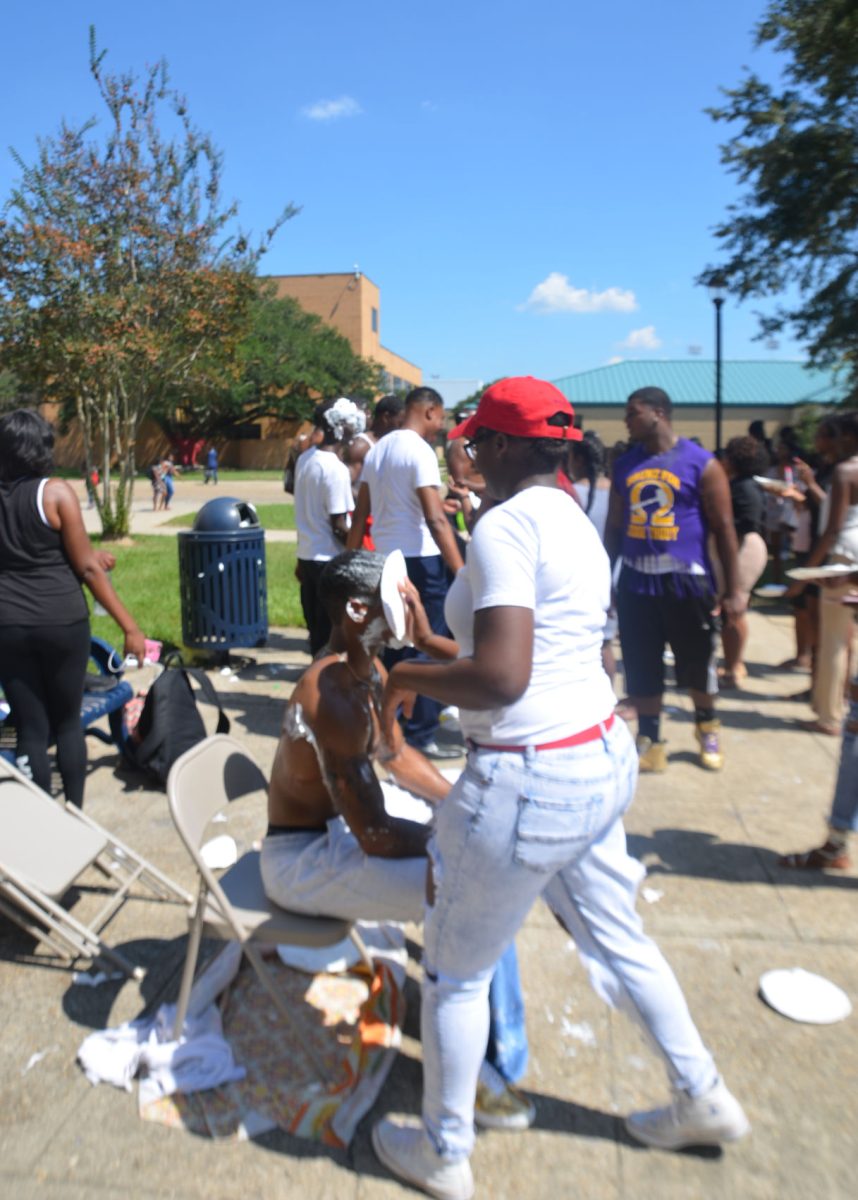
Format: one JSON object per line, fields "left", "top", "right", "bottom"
{"left": 371, "top": 307, "right": 378, "bottom": 334}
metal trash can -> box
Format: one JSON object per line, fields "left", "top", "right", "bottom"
{"left": 178, "top": 497, "right": 268, "bottom": 651}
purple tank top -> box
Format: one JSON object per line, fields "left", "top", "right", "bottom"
{"left": 613, "top": 438, "right": 714, "bottom": 595}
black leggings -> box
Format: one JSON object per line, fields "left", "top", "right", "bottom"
{"left": 0, "top": 619, "right": 90, "bottom": 807}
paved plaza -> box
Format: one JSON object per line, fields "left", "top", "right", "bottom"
{"left": 1, "top": 491, "right": 856, "bottom": 1198}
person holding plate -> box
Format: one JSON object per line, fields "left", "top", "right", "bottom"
{"left": 371, "top": 378, "right": 748, "bottom": 1200}
{"left": 787, "top": 412, "right": 858, "bottom": 734}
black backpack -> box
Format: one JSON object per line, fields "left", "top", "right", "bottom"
{"left": 127, "top": 663, "right": 230, "bottom": 786}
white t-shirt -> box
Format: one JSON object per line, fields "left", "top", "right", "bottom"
{"left": 444, "top": 486, "right": 615, "bottom": 745}
{"left": 294, "top": 447, "right": 353, "bottom": 561}
{"left": 361, "top": 429, "right": 442, "bottom": 557}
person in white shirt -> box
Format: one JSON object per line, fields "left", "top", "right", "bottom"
{"left": 369, "top": 377, "right": 749, "bottom": 1200}
{"left": 348, "top": 387, "right": 464, "bottom": 756}
{"left": 294, "top": 398, "right": 363, "bottom": 654}
{"left": 341, "top": 393, "right": 405, "bottom": 500}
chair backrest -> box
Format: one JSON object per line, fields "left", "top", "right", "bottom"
{"left": 167, "top": 733, "right": 267, "bottom": 855}
{"left": 0, "top": 758, "right": 106, "bottom": 895}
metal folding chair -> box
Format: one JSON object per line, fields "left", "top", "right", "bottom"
{"left": 0, "top": 757, "right": 190, "bottom": 978}
{"left": 166, "top": 734, "right": 369, "bottom": 1042}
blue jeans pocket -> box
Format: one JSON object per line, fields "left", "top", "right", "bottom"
{"left": 513, "top": 789, "right": 601, "bottom": 874}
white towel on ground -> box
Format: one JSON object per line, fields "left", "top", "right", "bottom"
{"left": 77, "top": 1001, "right": 245, "bottom": 1099}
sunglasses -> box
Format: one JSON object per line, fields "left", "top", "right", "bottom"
{"left": 464, "top": 430, "right": 494, "bottom": 461}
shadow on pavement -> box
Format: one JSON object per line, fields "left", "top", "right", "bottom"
{"left": 628, "top": 828, "right": 858, "bottom": 890}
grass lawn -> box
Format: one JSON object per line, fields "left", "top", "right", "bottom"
{"left": 88, "top": 535, "right": 304, "bottom": 651}
{"left": 165, "top": 503, "right": 296, "bottom": 531}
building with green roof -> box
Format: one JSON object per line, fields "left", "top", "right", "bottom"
{"left": 552, "top": 360, "right": 849, "bottom": 449}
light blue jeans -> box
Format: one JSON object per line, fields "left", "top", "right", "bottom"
{"left": 421, "top": 717, "right": 717, "bottom": 1159}
{"left": 830, "top": 685, "right": 858, "bottom": 832}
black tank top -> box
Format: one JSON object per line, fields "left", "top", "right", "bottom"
{"left": 0, "top": 478, "right": 89, "bottom": 625}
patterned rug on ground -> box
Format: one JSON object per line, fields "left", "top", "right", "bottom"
{"left": 141, "top": 929, "right": 407, "bottom": 1147}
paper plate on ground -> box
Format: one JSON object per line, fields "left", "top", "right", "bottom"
{"left": 759, "top": 968, "right": 852, "bottom": 1024}
{"left": 787, "top": 563, "right": 857, "bottom": 581}
{"left": 380, "top": 549, "right": 409, "bottom": 644}
{"left": 754, "top": 583, "right": 788, "bottom": 599}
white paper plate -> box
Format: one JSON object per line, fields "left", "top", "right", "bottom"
{"left": 759, "top": 968, "right": 852, "bottom": 1024}
{"left": 380, "top": 549, "right": 409, "bottom": 642}
{"left": 200, "top": 834, "right": 238, "bottom": 870}
{"left": 754, "top": 583, "right": 788, "bottom": 599}
{"left": 753, "top": 475, "right": 791, "bottom": 492}
{"left": 787, "top": 563, "right": 857, "bottom": 581}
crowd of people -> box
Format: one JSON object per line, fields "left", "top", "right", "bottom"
{"left": 281, "top": 382, "right": 858, "bottom": 1193}
{"left": 6, "top": 381, "right": 858, "bottom": 1199}
{"left": 284, "top": 379, "right": 758, "bottom": 1198}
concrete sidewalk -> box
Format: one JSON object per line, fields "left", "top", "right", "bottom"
{"left": 0, "top": 605, "right": 856, "bottom": 1199}
{"left": 79, "top": 477, "right": 298, "bottom": 543}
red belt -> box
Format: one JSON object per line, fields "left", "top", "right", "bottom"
{"left": 472, "top": 713, "right": 615, "bottom": 753}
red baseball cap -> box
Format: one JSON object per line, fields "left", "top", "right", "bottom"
{"left": 448, "top": 376, "right": 582, "bottom": 442}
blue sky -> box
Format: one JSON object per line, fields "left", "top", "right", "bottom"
{"left": 1, "top": 1, "right": 800, "bottom": 386}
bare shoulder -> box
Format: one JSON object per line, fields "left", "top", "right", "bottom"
{"left": 315, "top": 661, "right": 375, "bottom": 755}
{"left": 42, "top": 478, "right": 79, "bottom": 525}
{"left": 43, "top": 477, "right": 76, "bottom": 502}
{"left": 343, "top": 437, "right": 371, "bottom": 467}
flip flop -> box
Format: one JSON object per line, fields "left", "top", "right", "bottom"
{"left": 778, "top": 843, "right": 851, "bottom": 871}
{"left": 798, "top": 718, "right": 840, "bottom": 736}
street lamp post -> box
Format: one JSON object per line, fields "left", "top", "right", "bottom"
{"left": 707, "top": 278, "right": 727, "bottom": 453}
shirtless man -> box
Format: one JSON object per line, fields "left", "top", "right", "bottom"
{"left": 262, "top": 548, "right": 533, "bottom": 1128}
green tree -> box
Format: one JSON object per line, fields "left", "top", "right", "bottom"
{"left": 0, "top": 29, "right": 292, "bottom": 535}
{"left": 170, "top": 284, "right": 383, "bottom": 437}
{"left": 702, "top": 0, "right": 858, "bottom": 396}
{"left": 0, "top": 369, "right": 20, "bottom": 405}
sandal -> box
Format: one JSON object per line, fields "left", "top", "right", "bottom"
{"left": 798, "top": 718, "right": 840, "bottom": 736}
{"left": 778, "top": 842, "right": 851, "bottom": 871}
{"left": 777, "top": 657, "right": 812, "bottom": 672}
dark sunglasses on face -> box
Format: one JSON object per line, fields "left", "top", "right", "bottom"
{"left": 464, "top": 431, "right": 493, "bottom": 461}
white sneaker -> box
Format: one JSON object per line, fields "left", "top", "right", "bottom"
{"left": 419, "top": 739, "right": 465, "bottom": 761}
{"left": 372, "top": 1115, "right": 474, "bottom": 1200}
{"left": 625, "top": 1078, "right": 750, "bottom": 1150}
{"left": 474, "top": 1059, "right": 535, "bottom": 1130}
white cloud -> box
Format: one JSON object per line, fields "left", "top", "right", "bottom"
{"left": 301, "top": 96, "right": 362, "bottom": 121}
{"left": 520, "top": 272, "right": 638, "bottom": 314}
{"left": 606, "top": 355, "right": 624, "bottom": 365}
{"left": 618, "top": 325, "right": 662, "bottom": 351}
